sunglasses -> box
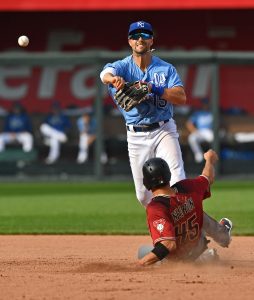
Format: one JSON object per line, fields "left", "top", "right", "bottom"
{"left": 129, "top": 33, "right": 153, "bottom": 40}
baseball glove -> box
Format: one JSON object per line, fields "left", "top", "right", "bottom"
{"left": 114, "top": 81, "right": 149, "bottom": 112}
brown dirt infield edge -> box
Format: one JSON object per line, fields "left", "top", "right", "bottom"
{"left": 0, "top": 236, "right": 253, "bottom": 300}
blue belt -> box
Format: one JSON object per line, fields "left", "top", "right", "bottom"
{"left": 126, "top": 119, "right": 169, "bottom": 133}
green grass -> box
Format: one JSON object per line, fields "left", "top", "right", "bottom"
{"left": 203, "top": 181, "right": 254, "bottom": 235}
{"left": 0, "top": 182, "right": 145, "bottom": 234}
{"left": 0, "top": 181, "right": 253, "bottom": 235}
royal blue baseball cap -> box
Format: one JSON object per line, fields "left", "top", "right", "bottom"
{"left": 128, "top": 21, "right": 153, "bottom": 36}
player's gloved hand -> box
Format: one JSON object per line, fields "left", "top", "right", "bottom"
{"left": 114, "top": 81, "right": 149, "bottom": 112}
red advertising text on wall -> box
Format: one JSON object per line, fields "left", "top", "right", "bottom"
{"left": 0, "top": 11, "right": 254, "bottom": 115}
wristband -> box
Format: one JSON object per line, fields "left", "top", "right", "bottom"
{"left": 151, "top": 242, "right": 170, "bottom": 260}
{"left": 151, "top": 83, "right": 165, "bottom": 97}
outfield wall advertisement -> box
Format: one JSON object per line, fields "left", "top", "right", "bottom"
{"left": 0, "top": 11, "right": 254, "bottom": 115}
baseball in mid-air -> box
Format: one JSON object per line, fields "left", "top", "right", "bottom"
{"left": 18, "top": 35, "right": 29, "bottom": 47}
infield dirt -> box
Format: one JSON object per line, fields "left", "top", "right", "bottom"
{"left": 0, "top": 236, "right": 253, "bottom": 299}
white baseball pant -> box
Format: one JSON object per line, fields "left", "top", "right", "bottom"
{"left": 0, "top": 132, "right": 33, "bottom": 152}
{"left": 77, "top": 133, "right": 89, "bottom": 163}
{"left": 40, "top": 123, "right": 67, "bottom": 162}
{"left": 127, "top": 119, "right": 186, "bottom": 207}
{"left": 188, "top": 128, "right": 214, "bottom": 161}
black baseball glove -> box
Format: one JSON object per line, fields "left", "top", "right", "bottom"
{"left": 114, "top": 81, "right": 149, "bottom": 112}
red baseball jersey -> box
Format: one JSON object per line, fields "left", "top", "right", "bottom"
{"left": 146, "top": 175, "right": 211, "bottom": 259}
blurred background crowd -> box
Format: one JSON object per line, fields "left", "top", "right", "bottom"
{"left": 1, "top": 1, "right": 254, "bottom": 178}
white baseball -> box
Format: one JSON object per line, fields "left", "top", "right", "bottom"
{"left": 18, "top": 35, "right": 29, "bottom": 47}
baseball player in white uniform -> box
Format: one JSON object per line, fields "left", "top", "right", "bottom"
{"left": 0, "top": 102, "right": 33, "bottom": 153}
{"left": 186, "top": 99, "right": 214, "bottom": 163}
{"left": 100, "top": 21, "right": 186, "bottom": 207}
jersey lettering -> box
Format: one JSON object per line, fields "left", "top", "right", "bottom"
{"left": 153, "top": 96, "right": 167, "bottom": 108}
{"left": 171, "top": 197, "right": 195, "bottom": 223}
{"left": 187, "top": 214, "right": 200, "bottom": 241}
{"left": 175, "top": 221, "right": 187, "bottom": 245}
{"left": 152, "top": 73, "right": 167, "bottom": 108}
{"left": 175, "top": 213, "right": 200, "bottom": 245}
{"left": 153, "top": 72, "right": 166, "bottom": 86}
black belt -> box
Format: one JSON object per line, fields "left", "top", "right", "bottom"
{"left": 126, "top": 119, "right": 169, "bottom": 132}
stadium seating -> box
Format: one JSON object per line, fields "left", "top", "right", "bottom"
{"left": 0, "top": 112, "right": 253, "bottom": 177}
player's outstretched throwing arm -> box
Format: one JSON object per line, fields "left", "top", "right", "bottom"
{"left": 101, "top": 72, "right": 126, "bottom": 90}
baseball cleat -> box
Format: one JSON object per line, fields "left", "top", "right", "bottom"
{"left": 219, "top": 218, "right": 233, "bottom": 247}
